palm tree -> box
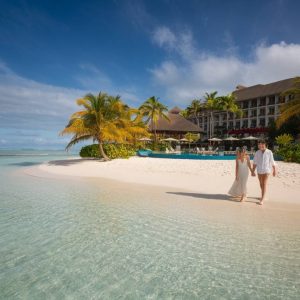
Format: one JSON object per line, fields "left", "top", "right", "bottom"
{"left": 276, "top": 77, "right": 300, "bottom": 128}
{"left": 204, "top": 91, "right": 220, "bottom": 138}
{"left": 186, "top": 99, "right": 203, "bottom": 127}
{"left": 61, "top": 92, "right": 147, "bottom": 161}
{"left": 218, "top": 93, "right": 242, "bottom": 132}
{"left": 139, "top": 96, "right": 169, "bottom": 141}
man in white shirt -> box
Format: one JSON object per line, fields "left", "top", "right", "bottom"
{"left": 252, "top": 140, "right": 277, "bottom": 205}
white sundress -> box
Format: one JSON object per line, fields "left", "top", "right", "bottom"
{"left": 228, "top": 159, "right": 249, "bottom": 197}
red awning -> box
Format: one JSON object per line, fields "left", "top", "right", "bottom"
{"left": 228, "top": 127, "right": 269, "bottom": 135}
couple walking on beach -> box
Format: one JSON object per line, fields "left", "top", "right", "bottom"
{"left": 228, "top": 140, "right": 277, "bottom": 205}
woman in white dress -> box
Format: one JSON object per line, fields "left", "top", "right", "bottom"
{"left": 228, "top": 147, "right": 253, "bottom": 202}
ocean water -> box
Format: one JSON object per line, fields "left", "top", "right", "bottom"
{"left": 0, "top": 150, "right": 299, "bottom": 299}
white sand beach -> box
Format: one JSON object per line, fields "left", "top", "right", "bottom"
{"left": 27, "top": 157, "right": 300, "bottom": 206}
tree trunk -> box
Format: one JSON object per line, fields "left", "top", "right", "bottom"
{"left": 154, "top": 127, "right": 157, "bottom": 142}
{"left": 226, "top": 112, "right": 229, "bottom": 134}
{"left": 210, "top": 111, "right": 214, "bottom": 138}
{"left": 196, "top": 114, "right": 200, "bottom": 127}
{"left": 98, "top": 142, "right": 110, "bottom": 161}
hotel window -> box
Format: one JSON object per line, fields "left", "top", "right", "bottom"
{"left": 250, "top": 119, "right": 257, "bottom": 128}
{"left": 229, "top": 121, "right": 234, "bottom": 129}
{"left": 259, "top": 108, "right": 266, "bottom": 116}
{"left": 251, "top": 109, "right": 257, "bottom": 117}
{"left": 259, "top": 97, "right": 266, "bottom": 106}
{"left": 199, "top": 118, "right": 203, "bottom": 123}
{"left": 222, "top": 122, "right": 226, "bottom": 127}
{"left": 268, "top": 95, "right": 275, "bottom": 105}
{"left": 251, "top": 99, "right": 257, "bottom": 107}
{"left": 268, "top": 107, "right": 275, "bottom": 115}
{"left": 242, "top": 120, "right": 248, "bottom": 128}
{"left": 222, "top": 114, "right": 227, "bottom": 121}
{"left": 243, "top": 110, "right": 248, "bottom": 118}
{"left": 259, "top": 118, "right": 265, "bottom": 127}
{"left": 235, "top": 121, "right": 240, "bottom": 129}
{"left": 243, "top": 101, "right": 249, "bottom": 109}
{"left": 204, "top": 125, "right": 207, "bottom": 131}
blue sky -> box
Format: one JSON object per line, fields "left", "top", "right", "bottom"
{"left": 1, "top": 0, "right": 300, "bottom": 149}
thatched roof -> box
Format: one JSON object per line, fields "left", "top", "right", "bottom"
{"left": 233, "top": 77, "right": 299, "bottom": 101}
{"left": 150, "top": 107, "right": 203, "bottom": 133}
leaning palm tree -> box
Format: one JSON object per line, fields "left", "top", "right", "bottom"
{"left": 186, "top": 99, "right": 203, "bottom": 127}
{"left": 204, "top": 91, "right": 220, "bottom": 138}
{"left": 218, "top": 93, "right": 242, "bottom": 130}
{"left": 139, "top": 96, "right": 169, "bottom": 141}
{"left": 61, "top": 92, "right": 148, "bottom": 161}
{"left": 276, "top": 77, "right": 300, "bottom": 128}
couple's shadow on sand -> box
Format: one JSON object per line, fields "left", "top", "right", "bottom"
{"left": 166, "top": 192, "right": 260, "bottom": 204}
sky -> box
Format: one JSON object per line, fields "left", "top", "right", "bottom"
{"left": 1, "top": 0, "right": 300, "bottom": 149}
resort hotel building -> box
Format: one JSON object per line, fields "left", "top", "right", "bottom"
{"left": 190, "top": 77, "right": 298, "bottom": 140}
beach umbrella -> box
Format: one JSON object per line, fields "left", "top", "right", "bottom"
{"left": 138, "top": 137, "right": 152, "bottom": 142}
{"left": 180, "top": 138, "right": 191, "bottom": 150}
{"left": 223, "top": 136, "right": 240, "bottom": 141}
{"left": 162, "top": 138, "right": 179, "bottom": 142}
{"left": 179, "top": 138, "right": 189, "bottom": 142}
{"left": 208, "top": 137, "right": 222, "bottom": 142}
{"left": 242, "top": 135, "right": 258, "bottom": 151}
{"left": 242, "top": 136, "right": 258, "bottom": 140}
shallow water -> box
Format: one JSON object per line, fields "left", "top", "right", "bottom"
{"left": 0, "top": 151, "right": 299, "bottom": 299}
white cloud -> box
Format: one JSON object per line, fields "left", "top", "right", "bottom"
{"left": 152, "top": 26, "right": 177, "bottom": 49}
{"left": 152, "top": 26, "right": 195, "bottom": 59}
{"left": 151, "top": 27, "right": 300, "bottom": 104}
{"left": 0, "top": 62, "right": 82, "bottom": 128}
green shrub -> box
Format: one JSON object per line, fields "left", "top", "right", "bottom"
{"left": 275, "top": 134, "right": 293, "bottom": 146}
{"left": 80, "top": 144, "right": 137, "bottom": 159}
{"left": 138, "top": 141, "right": 167, "bottom": 151}
{"left": 275, "top": 134, "right": 300, "bottom": 163}
{"left": 80, "top": 144, "right": 100, "bottom": 158}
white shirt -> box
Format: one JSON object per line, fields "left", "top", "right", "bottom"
{"left": 253, "top": 149, "right": 276, "bottom": 174}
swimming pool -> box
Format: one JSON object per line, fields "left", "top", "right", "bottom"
{"left": 138, "top": 150, "right": 238, "bottom": 160}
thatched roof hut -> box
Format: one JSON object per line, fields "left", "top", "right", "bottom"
{"left": 149, "top": 106, "right": 203, "bottom": 136}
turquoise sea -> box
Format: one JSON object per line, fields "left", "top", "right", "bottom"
{"left": 0, "top": 150, "right": 299, "bottom": 299}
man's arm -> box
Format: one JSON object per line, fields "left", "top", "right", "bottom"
{"left": 270, "top": 151, "right": 277, "bottom": 176}
{"left": 252, "top": 164, "right": 257, "bottom": 176}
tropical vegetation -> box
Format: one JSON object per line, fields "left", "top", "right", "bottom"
{"left": 61, "top": 92, "right": 148, "bottom": 160}
{"left": 80, "top": 143, "right": 137, "bottom": 159}
{"left": 186, "top": 99, "right": 202, "bottom": 127}
{"left": 275, "top": 134, "right": 300, "bottom": 163}
{"left": 139, "top": 96, "right": 169, "bottom": 142}
{"left": 276, "top": 77, "right": 300, "bottom": 128}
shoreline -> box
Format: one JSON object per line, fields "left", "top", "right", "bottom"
{"left": 24, "top": 157, "right": 300, "bottom": 207}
